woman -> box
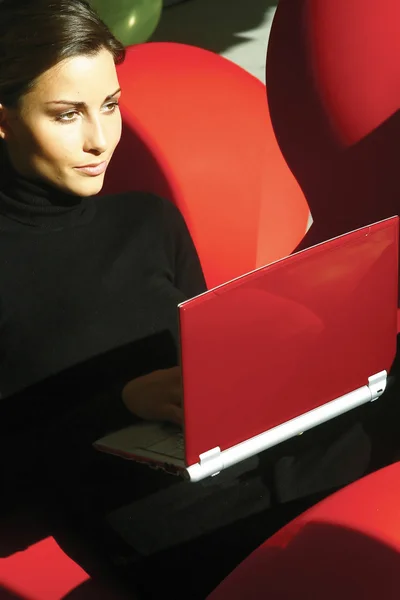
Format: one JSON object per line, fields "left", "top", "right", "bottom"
{"left": 0, "top": 0, "right": 204, "bottom": 424}
{"left": 0, "top": 1, "right": 280, "bottom": 598}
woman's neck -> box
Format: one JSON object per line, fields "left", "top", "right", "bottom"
{"left": 0, "top": 143, "right": 95, "bottom": 230}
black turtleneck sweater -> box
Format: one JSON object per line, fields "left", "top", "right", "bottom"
{"left": 0, "top": 159, "right": 206, "bottom": 437}
{"left": 0, "top": 158, "right": 274, "bottom": 587}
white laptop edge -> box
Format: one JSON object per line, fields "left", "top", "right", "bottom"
{"left": 186, "top": 370, "right": 387, "bottom": 481}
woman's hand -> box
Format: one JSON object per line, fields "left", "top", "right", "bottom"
{"left": 121, "top": 366, "right": 183, "bottom": 425}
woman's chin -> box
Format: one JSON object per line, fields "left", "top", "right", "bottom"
{"left": 67, "top": 173, "right": 105, "bottom": 197}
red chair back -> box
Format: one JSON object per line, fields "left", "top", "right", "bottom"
{"left": 103, "top": 42, "right": 309, "bottom": 289}
{"left": 266, "top": 0, "right": 400, "bottom": 251}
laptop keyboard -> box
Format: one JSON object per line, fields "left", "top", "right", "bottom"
{"left": 148, "top": 432, "right": 185, "bottom": 460}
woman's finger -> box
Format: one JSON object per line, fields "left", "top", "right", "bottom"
{"left": 164, "top": 404, "right": 183, "bottom": 426}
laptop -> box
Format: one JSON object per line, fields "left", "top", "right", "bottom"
{"left": 94, "top": 216, "right": 399, "bottom": 482}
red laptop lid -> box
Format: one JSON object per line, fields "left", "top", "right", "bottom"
{"left": 179, "top": 217, "right": 399, "bottom": 467}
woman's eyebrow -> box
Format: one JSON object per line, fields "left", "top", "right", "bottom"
{"left": 45, "top": 87, "right": 121, "bottom": 107}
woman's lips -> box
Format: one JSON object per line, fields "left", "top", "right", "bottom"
{"left": 74, "top": 161, "right": 108, "bottom": 176}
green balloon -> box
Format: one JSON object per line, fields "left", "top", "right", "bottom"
{"left": 89, "top": 0, "right": 163, "bottom": 47}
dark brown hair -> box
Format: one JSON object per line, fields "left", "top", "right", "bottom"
{"left": 0, "top": 0, "right": 125, "bottom": 108}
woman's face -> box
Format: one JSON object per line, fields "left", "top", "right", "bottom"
{"left": 0, "top": 48, "right": 122, "bottom": 196}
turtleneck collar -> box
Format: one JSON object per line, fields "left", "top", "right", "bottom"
{"left": 0, "top": 146, "right": 96, "bottom": 231}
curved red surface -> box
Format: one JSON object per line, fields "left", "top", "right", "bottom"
{"left": 208, "top": 462, "right": 400, "bottom": 599}
{"left": 103, "top": 42, "right": 309, "bottom": 288}
{"left": 266, "top": 0, "right": 399, "bottom": 255}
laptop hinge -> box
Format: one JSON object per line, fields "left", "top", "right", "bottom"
{"left": 368, "top": 370, "right": 387, "bottom": 401}
{"left": 198, "top": 446, "right": 223, "bottom": 477}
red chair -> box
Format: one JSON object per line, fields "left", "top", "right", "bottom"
{"left": 0, "top": 536, "right": 89, "bottom": 600}
{"left": 103, "top": 42, "right": 309, "bottom": 289}
{"left": 266, "top": 0, "right": 400, "bottom": 255}
{"left": 0, "top": 500, "right": 133, "bottom": 600}
{"left": 208, "top": 461, "right": 400, "bottom": 600}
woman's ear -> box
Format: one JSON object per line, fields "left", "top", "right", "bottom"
{"left": 0, "top": 103, "right": 7, "bottom": 140}
{"left": 0, "top": 103, "right": 12, "bottom": 141}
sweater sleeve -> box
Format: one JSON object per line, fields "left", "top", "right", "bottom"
{"left": 96, "top": 202, "right": 205, "bottom": 431}
{"left": 0, "top": 361, "right": 136, "bottom": 441}
{"left": 162, "top": 198, "right": 207, "bottom": 299}
{"left": 0, "top": 198, "right": 208, "bottom": 445}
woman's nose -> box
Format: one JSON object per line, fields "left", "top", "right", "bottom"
{"left": 83, "top": 118, "right": 107, "bottom": 155}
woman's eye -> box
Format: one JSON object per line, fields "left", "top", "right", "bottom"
{"left": 56, "top": 111, "right": 78, "bottom": 123}
{"left": 55, "top": 102, "right": 119, "bottom": 124}
{"left": 103, "top": 101, "right": 119, "bottom": 113}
